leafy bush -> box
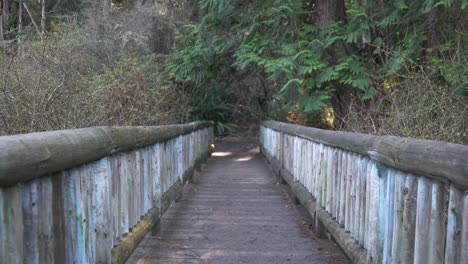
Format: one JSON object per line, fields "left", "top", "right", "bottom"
{"left": 0, "top": 17, "right": 189, "bottom": 135}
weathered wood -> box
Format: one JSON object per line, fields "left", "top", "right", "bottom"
{"left": 262, "top": 121, "right": 468, "bottom": 189}
{"left": 358, "top": 157, "right": 368, "bottom": 246}
{"left": 277, "top": 168, "right": 367, "bottom": 264}
{"left": 0, "top": 128, "right": 112, "bottom": 187}
{"left": 445, "top": 186, "right": 463, "bottom": 264}
{"left": 461, "top": 194, "right": 468, "bottom": 264}
{"left": 428, "top": 181, "right": 447, "bottom": 264}
{"left": 260, "top": 124, "right": 467, "bottom": 264}
{"left": 391, "top": 171, "right": 405, "bottom": 263}
{"left": 0, "top": 186, "right": 24, "bottom": 264}
{"left": 414, "top": 177, "right": 431, "bottom": 264}
{"left": 367, "top": 162, "right": 381, "bottom": 264}
{"left": 111, "top": 208, "right": 160, "bottom": 264}
{"left": 0, "top": 122, "right": 213, "bottom": 187}
{"left": 401, "top": 175, "right": 417, "bottom": 264}
{"left": 382, "top": 169, "right": 395, "bottom": 264}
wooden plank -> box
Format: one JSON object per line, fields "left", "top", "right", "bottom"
{"left": 364, "top": 159, "right": 372, "bottom": 249}
{"left": 352, "top": 153, "right": 358, "bottom": 237}
{"left": 391, "top": 171, "right": 405, "bottom": 263}
{"left": 86, "top": 165, "right": 97, "bottom": 264}
{"left": 377, "top": 164, "right": 387, "bottom": 264}
{"left": 367, "top": 161, "right": 381, "bottom": 264}
{"left": 339, "top": 150, "right": 346, "bottom": 226}
{"left": 120, "top": 153, "right": 129, "bottom": 236}
{"left": 261, "top": 121, "right": 468, "bottom": 190}
{"left": 401, "top": 174, "right": 417, "bottom": 264}
{"left": 461, "top": 194, "right": 468, "bottom": 264}
{"left": 36, "top": 177, "right": 54, "bottom": 263}
{"left": 92, "top": 158, "right": 112, "bottom": 263}
{"left": 428, "top": 181, "right": 446, "bottom": 264}
{"left": 445, "top": 186, "right": 463, "bottom": 264}
{"left": 63, "top": 169, "right": 79, "bottom": 264}
{"left": 52, "top": 172, "right": 66, "bottom": 263}
{"left": 110, "top": 153, "right": 121, "bottom": 246}
{"left": 1, "top": 186, "right": 24, "bottom": 264}
{"left": 414, "top": 177, "right": 431, "bottom": 264}
{"left": 111, "top": 208, "right": 160, "bottom": 264}
{"left": 76, "top": 166, "right": 89, "bottom": 264}
{"left": 382, "top": 169, "right": 395, "bottom": 264}
{"left": 305, "top": 141, "right": 312, "bottom": 192}
{"left": 333, "top": 149, "right": 341, "bottom": 219}
{"left": 358, "top": 157, "right": 368, "bottom": 245}
{"left": 353, "top": 155, "right": 361, "bottom": 240}
{"left": 321, "top": 144, "right": 327, "bottom": 208}
{"left": 22, "top": 180, "right": 39, "bottom": 264}
{"left": 345, "top": 152, "right": 353, "bottom": 232}
{"left": 151, "top": 144, "right": 161, "bottom": 206}
{"left": 326, "top": 147, "right": 334, "bottom": 213}
{"left": 316, "top": 143, "right": 323, "bottom": 207}
{"left": 143, "top": 147, "right": 151, "bottom": 214}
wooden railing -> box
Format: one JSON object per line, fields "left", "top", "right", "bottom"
{"left": 0, "top": 122, "right": 214, "bottom": 264}
{"left": 260, "top": 121, "right": 467, "bottom": 264}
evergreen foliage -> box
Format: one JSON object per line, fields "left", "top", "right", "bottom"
{"left": 167, "top": 0, "right": 466, "bottom": 140}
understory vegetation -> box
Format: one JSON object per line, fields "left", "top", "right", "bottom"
{"left": 0, "top": 0, "right": 193, "bottom": 135}
{"left": 167, "top": 0, "right": 467, "bottom": 143}
{"left": 0, "top": 0, "right": 466, "bottom": 143}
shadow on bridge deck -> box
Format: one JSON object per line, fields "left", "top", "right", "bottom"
{"left": 127, "top": 140, "right": 350, "bottom": 264}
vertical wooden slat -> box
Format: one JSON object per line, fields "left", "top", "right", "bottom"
{"left": 345, "top": 152, "right": 353, "bottom": 232}
{"left": 358, "top": 157, "right": 368, "bottom": 245}
{"left": 92, "top": 158, "right": 112, "bottom": 263}
{"left": 64, "top": 170, "right": 79, "bottom": 264}
{"left": 461, "top": 194, "right": 468, "bottom": 264}
{"left": 367, "top": 162, "right": 381, "bottom": 264}
{"left": 120, "top": 153, "right": 129, "bottom": 236}
{"left": 316, "top": 144, "right": 323, "bottom": 207}
{"left": 1, "top": 186, "right": 24, "bottom": 264}
{"left": 339, "top": 150, "right": 346, "bottom": 226}
{"left": 401, "top": 174, "right": 417, "bottom": 264}
{"left": 445, "top": 186, "right": 463, "bottom": 264}
{"left": 321, "top": 144, "right": 327, "bottom": 208}
{"left": 22, "top": 181, "right": 38, "bottom": 264}
{"left": 351, "top": 154, "right": 358, "bottom": 237}
{"left": 37, "top": 177, "right": 54, "bottom": 264}
{"left": 333, "top": 149, "right": 341, "bottom": 219}
{"left": 428, "top": 182, "right": 447, "bottom": 264}
{"left": 76, "top": 167, "right": 88, "bottom": 264}
{"left": 377, "top": 165, "right": 387, "bottom": 264}
{"left": 414, "top": 177, "right": 432, "bottom": 264}
{"left": 85, "top": 166, "right": 96, "bottom": 263}
{"left": 326, "top": 147, "right": 333, "bottom": 213}
{"left": 364, "top": 159, "right": 372, "bottom": 249}
{"left": 110, "top": 154, "right": 121, "bottom": 246}
{"left": 382, "top": 169, "right": 395, "bottom": 264}
{"left": 391, "top": 171, "right": 405, "bottom": 263}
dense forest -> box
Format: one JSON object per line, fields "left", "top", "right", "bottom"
{"left": 0, "top": 0, "right": 466, "bottom": 143}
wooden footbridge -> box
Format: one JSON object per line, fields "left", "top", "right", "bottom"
{"left": 0, "top": 121, "right": 467, "bottom": 264}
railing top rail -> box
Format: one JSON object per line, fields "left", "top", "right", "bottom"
{"left": 261, "top": 120, "right": 468, "bottom": 190}
{"left": 0, "top": 121, "right": 214, "bottom": 187}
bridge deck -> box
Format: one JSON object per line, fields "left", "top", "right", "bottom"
{"left": 127, "top": 141, "right": 349, "bottom": 264}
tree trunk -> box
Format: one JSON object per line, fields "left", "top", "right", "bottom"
{"left": 18, "top": 3, "right": 22, "bottom": 35}
{"left": 41, "top": 0, "right": 46, "bottom": 34}
{"left": 313, "top": 0, "right": 351, "bottom": 129}
{"left": 23, "top": 3, "right": 41, "bottom": 35}
{"left": 424, "top": 8, "right": 440, "bottom": 56}
{"left": 0, "top": 14, "right": 4, "bottom": 41}
{"left": 2, "top": 0, "right": 9, "bottom": 25}
{"left": 314, "top": 0, "right": 346, "bottom": 27}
